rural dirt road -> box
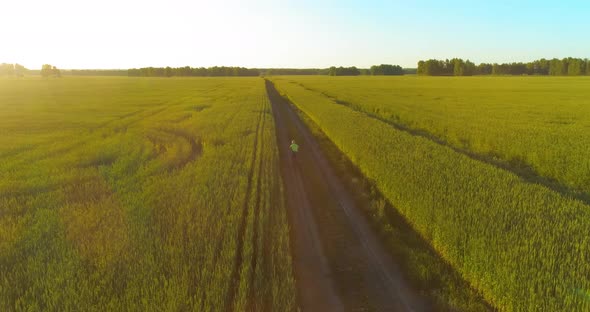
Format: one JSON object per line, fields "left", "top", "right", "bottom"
{"left": 266, "top": 80, "right": 429, "bottom": 312}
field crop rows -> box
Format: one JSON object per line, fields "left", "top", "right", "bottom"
{"left": 0, "top": 77, "right": 295, "bottom": 311}
{"left": 270, "top": 76, "right": 590, "bottom": 311}
{"left": 275, "top": 76, "right": 590, "bottom": 196}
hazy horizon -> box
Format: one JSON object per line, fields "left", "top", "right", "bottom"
{"left": 2, "top": 0, "right": 589, "bottom": 70}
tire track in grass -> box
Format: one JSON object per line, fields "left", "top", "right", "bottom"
{"left": 266, "top": 80, "right": 344, "bottom": 312}
{"left": 225, "top": 95, "right": 266, "bottom": 312}
{"left": 267, "top": 79, "right": 429, "bottom": 311}
{"left": 157, "top": 128, "right": 203, "bottom": 170}
{"left": 246, "top": 95, "right": 267, "bottom": 312}
{"left": 260, "top": 95, "right": 281, "bottom": 312}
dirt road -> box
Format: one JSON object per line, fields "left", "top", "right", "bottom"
{"left": 267, "top": 80, "right": 429, "bottom": 312}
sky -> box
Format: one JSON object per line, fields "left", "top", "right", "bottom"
{"left": 1, "top": 0, "right": 589, "bottom": 69}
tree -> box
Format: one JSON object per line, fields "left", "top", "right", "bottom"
{"left": 127, "top": 66, "right": 261, "bottom": 77}
{"left": 328, "top": 66, "right": 360, "bottom": 76}
{"left": 567, "top": 58, "right": 584, "bottom": 76}
{"left": 40, "top": 64, "right": 61, "bottom": 77}
{"left": 561, "top": 58, "right": 570, "bottom": 75}
{"left": 492, "top": 63, "right": 501, "bottom": 75}
{"left": 508, "top": 63, "right": 527, "bottom": 75}
{"left": 418, "top": 57, "right": 588, "bottom": 76}
{"left": 536, "top": 59, "right": 550, "bottom": 75}
{"left": 328, "top": 66, "right": 337, "bottom": 76}
{"left": 453, "top": 58, "right": 465, "bottom": 76}
{"left": 69, "top": 69, "right": 127, "bottom": 76}
{"left": 165, "top": 66, "right": 173, "bottom": 77}
{"left": 0, "top": 63, "right": 15, "bottom": 76}
{"left": 549, "top": 59, "right": 565, "bottom": 76}
{"left": 264, "top": 68, "right": 322, "bottom": 75}
{"left": 417, "top": 61, "right": 425, "bottom": 75}
{"left": 14, "top": 64, "right": 26, "bottom": 77}
{"left": 41, "top": 64, "right": 53, "bottom": 77}
{"left": 463, "top": 60, "right": 476, "bottom": 76}
{"left": 476, "top": 63, "right": 493, "bottom": 75}
{"left": 370, "top": 64, "right": 404, "bottom": 75}
{"left": 490, "top": 62, "right": 525, "bottom": 75}
{"left": 528, "top": 61, "right": 537, "bottom": 75}
{"left": 417, "top": 59, "right": 451, "bottom": 76}
{"left": 52, "top": 66, "right": 61, "bottom": 78}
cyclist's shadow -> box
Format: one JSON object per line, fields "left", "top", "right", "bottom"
{"left": 290, "top": 154, "right": 299, "bottom": 169}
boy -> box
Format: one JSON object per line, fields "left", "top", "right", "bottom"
{"left": 290, "top": 139, "right": 299, "bottom": 159}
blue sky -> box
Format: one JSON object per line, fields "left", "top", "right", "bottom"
{"left": 1, "top": 0, "right": 588, "bottom": 69}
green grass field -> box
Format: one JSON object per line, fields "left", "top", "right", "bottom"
{"left": 270, "top": 76, "right": 590, "bottom": 311}
{"left": 0, "top": 77, "right": 296, "bottom": 311}
{"left": 4, "top": 74, "right": 589, "bottom": 311}
{"left": 273, "top": 76, "right": 590, "bottom": 195}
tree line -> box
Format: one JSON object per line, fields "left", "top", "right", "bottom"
{"left": 66, "top": 69, "right": 128, "bottom": 76}
{"left": 370, "top": 64, "right": 404, "bottom": 75}
{"left": 328, "top": 66, "right": 360, "bottom": 76}
{"left": 0, "top": 63, "right": 64, "bottom": 77}
{"left": 41, "top": 64, "right": 61, "bottom": 78}
{"left": 1, "top": 63, "right": 412, "bottom": 77}
{"left": 127, "top": 66, "right": 260, "bottom": 77}
{"left": 262, "top": 68, "right": 325, "bottom": 75}
{"left": 327, "top": 64, "right": 406, "bottom": 76}
{"left": 126, "top": 64, "right": 410, "bottom": 77}
{"left": 417, "top": 57, "right": 590, "bottom": 76}
{"left": 0, "top": 63, "right": 28, "bottom": 76}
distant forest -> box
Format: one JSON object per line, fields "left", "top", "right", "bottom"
{"left": 127, "top": 66, "right": 260, "bottom": 77}
{"left": 127, "top": 65, "right": 411, "bottom": 77}
{"left": 0, "top": 63, "right": 413, "bottom": 77}
{"left": 417, "top": 57, "right": 590, "bottom": 76}
{"left": 0, "top": 63, "right": 27, "bottom": 76}
{"left": 3, "top": 59, "right": 588, "bottom": 77}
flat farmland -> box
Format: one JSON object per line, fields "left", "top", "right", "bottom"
{"left": 270, "top": 75, "right": 590, "bottom": 311}
{"left": 273, "top": 76, "right": 590, "bottom": 195}
{"left": 5, "top": 74, "right": 590, "bottom": 311}
{"left": 0, "top": 77, "right": 295, "bottom": 311}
